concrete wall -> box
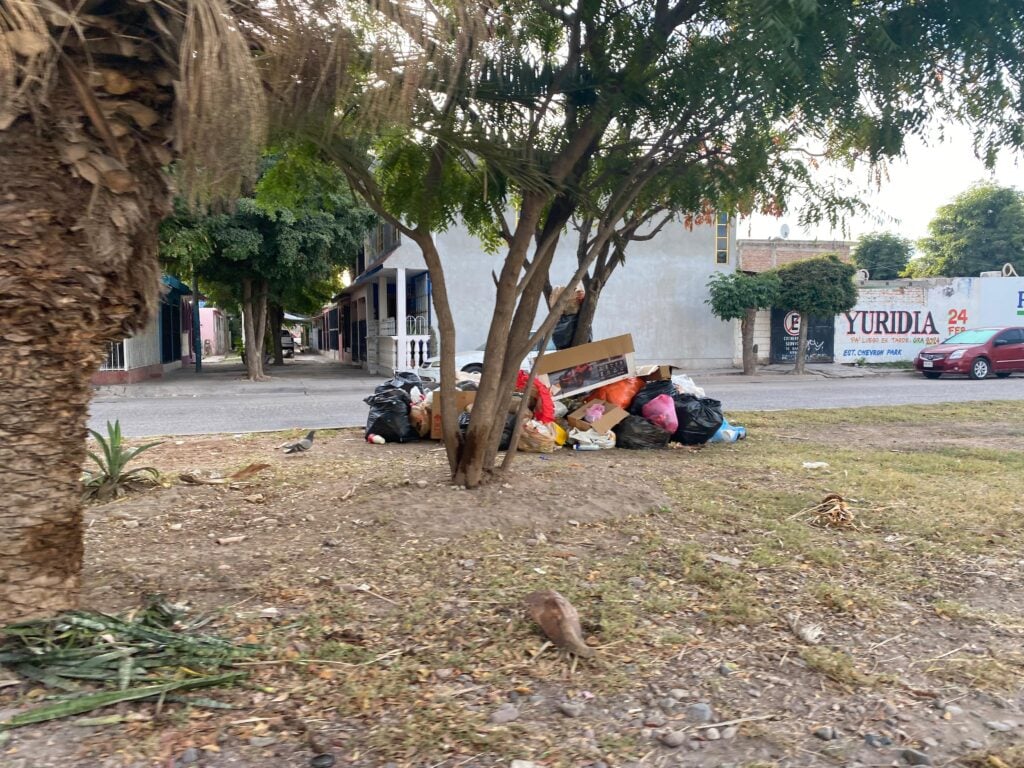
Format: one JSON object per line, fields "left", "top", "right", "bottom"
{"left": 200, "top": 308, "right": 230, "bottom": 356}
{"left": 385, "top": 219, "right": 738, "bottom": 369}
{"left": 835, "top": 276, "right": 1024, "bottom": 362}
{"left": 738, "top": 239, "right": 852, "bottom": 273}
{"left": 732, "top": 309, "right": 772, "bottom": 366}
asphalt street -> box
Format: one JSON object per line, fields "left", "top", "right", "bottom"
{"left": 89, "top": 355, "right": 1024, "bottom": 437}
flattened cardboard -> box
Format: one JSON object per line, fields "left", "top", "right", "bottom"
{"left": 430, "top": 391, "right": 476, "bottom": 439}
{"left": 535, "top": 334, "right": 636, "bottom": 400}
{"left": 567, "top": 398, "right": 629, "bottom": 435}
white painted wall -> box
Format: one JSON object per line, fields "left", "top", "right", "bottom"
{"left": 383, "top": 220, "right": 737, "bottom": 369}
{"left": 835, "top": 276, "right": 1024, "bottom": 362}
{"left": 124, "top": 315, "right": 161, "bottom": 370}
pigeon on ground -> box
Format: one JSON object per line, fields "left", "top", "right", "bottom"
{"left": 282, "top": 430, "right": 316, "bottom": 454}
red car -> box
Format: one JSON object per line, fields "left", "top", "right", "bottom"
{"left": 915, "top": 326, "right": 1024, "bottom": 379}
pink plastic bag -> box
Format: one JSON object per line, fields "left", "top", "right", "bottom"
{"left": 641, "top": 394, "right": 679, "bottom": 434}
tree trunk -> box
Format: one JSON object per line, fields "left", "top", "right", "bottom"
{"left": 412, "top": 233, "right": 461, "bottom": 470}
{"left": 794, "top": 311, "right": 809, "bottom": 374}
{"left": 572, "top": 256, "right": 612, "bottom": 347}
{"left": 741, "top": 307, "right": 757, "bottom": 375}
{"left": 270, "top": 303, "right": 284, "bottom": 365}
{"left": 453, "top": 190, "right": 575, "bottom": 488}
{"left": 0, "top": 105, "right": 169, "bottom": 624}
{"left": 241, "top": 278, "right": 264, "bottom": 381}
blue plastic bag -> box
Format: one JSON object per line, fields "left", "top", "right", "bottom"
{"left": 708, "top": 417, "right": 747, "bottom": 443}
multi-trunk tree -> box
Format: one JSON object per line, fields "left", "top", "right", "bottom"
{"left": 316, "top": 0, "right": 1024, "bottom": 489}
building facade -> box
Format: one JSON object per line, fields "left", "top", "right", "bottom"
{"left": 321, "top": 216, "right": 739, "bottom": 375}
{"left": 735, "top": 238, "right": 854, "bottom": 365}
{"left": 92, "top": 276, "right": 193, "bottom": 385}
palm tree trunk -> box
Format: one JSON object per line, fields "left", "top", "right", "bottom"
{"left": 0, "top": 338, "right": 94, "bottom": 623}
{"left": 0, "top": 113, "right": 167, "bottom": 624}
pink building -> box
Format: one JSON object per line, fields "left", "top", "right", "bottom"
{"left": 200, "top": 307, "right": 231, "bottom": 357}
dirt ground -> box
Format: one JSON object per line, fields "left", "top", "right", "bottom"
{"left": 3, "top": 401, "right": 1024, "bottom": 768}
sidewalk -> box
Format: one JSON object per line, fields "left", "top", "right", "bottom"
{"left": 94, "top": 355, "right": 911, "bottom": 400}
{"left": 688, "top": 362, "right": 915, "bottom": 386}
{"left": 92, "top": 354, "right": 385, "bottom": 400}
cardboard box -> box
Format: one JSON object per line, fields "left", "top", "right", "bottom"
{"left": 638, "top": 364, "right": 673, "bottom": 381}
{"left": 535, "top": 334, "right": 636, "bottom": 400}
{"left": 430, "top": 391, "right": 476, "bottom": 439}
{"left": 567, "top": 398, "right": 629, "bottom": 435}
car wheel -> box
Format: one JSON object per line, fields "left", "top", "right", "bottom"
{"left": 996, "top": 372, "right": 1011, "bottom": 378}
{"left": 922, "top": 372, "right": 941, "bottom": 379}
{"left": 969, "top": 357, "right": 990, "bottom": 380}
{"left": 461, "top": 363, "right": 484, "bottom": 375}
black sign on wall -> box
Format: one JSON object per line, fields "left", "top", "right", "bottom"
{"left": 770, "top": 309, "right": 835, "bottom": 364}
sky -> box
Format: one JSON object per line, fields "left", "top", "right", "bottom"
{"left": 738, "top": 123, "right": 1024, "bottom": 247}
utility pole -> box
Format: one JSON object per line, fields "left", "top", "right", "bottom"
{"left": 192, "top": 267, "right": 202, "bottom": 373}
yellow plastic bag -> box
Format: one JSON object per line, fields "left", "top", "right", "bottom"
{"left": 552, "top": 422, "right": 568, "bottom": 446}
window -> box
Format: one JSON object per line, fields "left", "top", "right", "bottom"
{"left": 715, "top": 212, "right": 730, "bottom": 264}
{"left": 998, "top": 328, "right": 1024, "bottom": 344}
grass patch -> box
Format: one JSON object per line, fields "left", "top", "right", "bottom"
{"left": 799, "top": 647, "right": 877, "bottom": 688}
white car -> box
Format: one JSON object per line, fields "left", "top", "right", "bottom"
{"left": 416, "top": 334, "right": 556, "bottom": 382}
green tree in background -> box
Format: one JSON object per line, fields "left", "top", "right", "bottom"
{"left": 853, "top": 232, "right": 912, "bottom": 280}
{"left": 909, "top": 184, "right": 1024, "bottom": 277}
{"left": 706, "top": 272, "right": 781, "bottom": 375}
{"left": 160, "top": 153, "right": 372, "bottom": 380}
{"left": 775, "top": 256, "right": 858, "bottom": 374}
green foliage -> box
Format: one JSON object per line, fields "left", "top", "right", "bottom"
{"left": 853, "top": 232, "right": 912, "bottom": 280}
{"left": 159, "top": 148, "right": 374, "bottom": 311}
{"left": 912, "top": 184, "right": 1024, "bottom": 277}
{"left": 706, "top": 271, "right": 781, "bottom": 322}
{"left": 775, "top": 256, "right": 859, "bottom": 317}
{"left": 83, "top": 421, "right": 162, "bottom": 501}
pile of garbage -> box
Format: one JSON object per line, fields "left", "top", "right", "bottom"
{"left": 363, "top": 366, "right": 745, "bottom": 452}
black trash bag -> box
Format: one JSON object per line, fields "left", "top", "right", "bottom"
{"left": 458, "top": 410, "right": 517, "bottom": 450}
{"left": 552, "top": 314, "right": 578, "bottom": 350}
{"left": 628, "top": 379, "right": 677, "bottom": 416}
{"left": 613, "top": 415, "right": 671, "bottom": 449}
{"left": 671, "top": 395, "right": 724, "bottom": 445}
{"left": 377, "top": 370, "right": 423, "bottom": 395}
{"left": 364, "top": 388, "right": 418, "bottom": 442}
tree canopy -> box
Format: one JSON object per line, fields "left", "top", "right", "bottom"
{"left": 776, "top": 255, "right": 858, "bottom": 317}
{"left": 909, "top": 184, "right": 1024, "bottom": 277}
{"left": 159, "top": 152, "right": 372, "bottom": 377}
{"left": 853, "top": 232, "right": 912, "bottom": 280}
{"left": 706, "top": 272, "right": 781, "bottom": 322}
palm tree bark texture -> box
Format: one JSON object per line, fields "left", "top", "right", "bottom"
{"left": 0, "top": 98, "right": 169, "bottom": 623}
{"left": 1, "top": 0, "right": 263, "bottom": 622}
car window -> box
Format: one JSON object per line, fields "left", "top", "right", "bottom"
{"left": 943, "top": 329, "right": 997, "bottom": 344}
{"left": 993, "top": 329, "right": 1024, "bottom": 344}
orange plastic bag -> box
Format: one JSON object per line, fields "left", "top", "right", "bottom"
{"left": 586, "top": 377, "right": 643, "bottom": 410}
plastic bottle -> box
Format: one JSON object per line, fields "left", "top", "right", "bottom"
{"left": 367, "top": 434, "right": 386, "bottom": 444}
{"left": 571, "top": 442, "right": 600, "bottom": 451}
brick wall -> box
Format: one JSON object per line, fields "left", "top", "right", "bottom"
{"left": 738, "top": 239, "right": 853, "bottom": 273}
